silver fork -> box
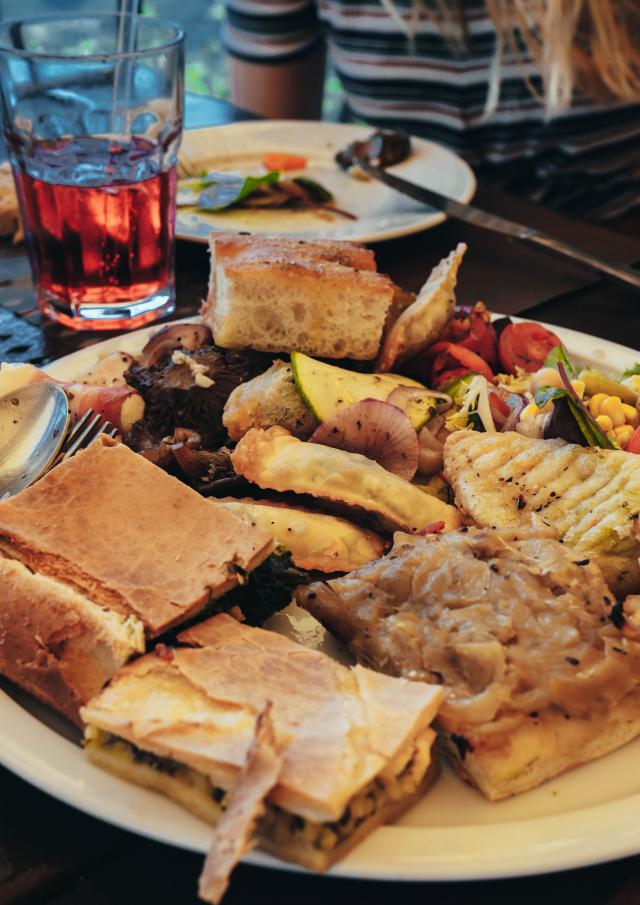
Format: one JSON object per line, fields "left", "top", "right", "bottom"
{"left": 49, "top": 408, "right": 119, "bottom": 469}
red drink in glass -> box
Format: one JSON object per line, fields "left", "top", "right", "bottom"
{"left": 15, "top": 137, "right": 176, "bottom": 330}
{"left": 0, "top": 13, "right": 184, "bottom": 330}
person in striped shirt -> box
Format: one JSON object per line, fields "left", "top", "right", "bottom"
{"left": 223, "top": 0, "right": 640, "bottom": 219}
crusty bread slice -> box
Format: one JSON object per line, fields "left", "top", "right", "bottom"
{"left": 206, "top": 254, "right": 394, "bottom": 360}
{"left": 206, "top": 232, "right": 376, "bottom": 307}
{"left": 0, "top": 556, "right": 144, "bottom": 725}
{"left": 0, "top": 162, "right": 21, "bottom": 241}
{"left": 0, "top": 440, "right": 275, "bottom": 636}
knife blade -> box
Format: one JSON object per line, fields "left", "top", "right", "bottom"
{"left": 355, "top": 158, "right": 640, "bottom": 292}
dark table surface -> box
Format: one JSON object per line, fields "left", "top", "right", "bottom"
{"left": 2, "top": 93, "right": 640, "bottom": 905}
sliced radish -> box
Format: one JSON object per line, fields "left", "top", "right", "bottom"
{"left": 138, "top": 323, "right": 212, "bottom": 367}
{"left": 309, "top": 398, "right": 419, "bottom": 480}
{"left": 501, "top": 394, "right": 526, "bottom": 432}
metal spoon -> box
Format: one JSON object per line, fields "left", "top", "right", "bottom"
{"left": 0, "top": 382, "right": 70, "bottom": 498}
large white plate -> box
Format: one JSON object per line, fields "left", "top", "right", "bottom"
{"left": 2, "top": 317, "right": 640, "bottom": 882}
{"left": 175, "top": 121, "right": 476, "bottom": 244}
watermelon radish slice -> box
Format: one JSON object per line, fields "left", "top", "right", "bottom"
{"left": 309, "top": 398, "right": 419, "bottom": 480}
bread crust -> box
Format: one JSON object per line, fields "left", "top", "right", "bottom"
{"left": 205, "top": 235, "right": 394, "bottom": 360}
{"left": 0, "top": 556, "right": 143, "bottom": 725}
{"left": 0, "top": 441, "right": 275, "bottom": 636}
{"left": 439, "top": 690, "right": 640, "bottom": 801}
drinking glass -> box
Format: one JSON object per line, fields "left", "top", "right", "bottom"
{"left": 0, "top": 13, "right": 184, "bottom": 330}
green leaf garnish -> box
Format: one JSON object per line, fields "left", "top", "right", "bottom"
{"left": 197, "top": 171, "right": 281, "bottom": 211}
{"left": 292, "top": 177, "right": 333, "bottom": 203}
{"left": 543, "top": 345, "right": 578, "bottom": 377}
{"left": 534, "top": 386, "right": 614, "bottom": 448}
{"left": 621, "top": 363, "right": 640, "bottom": 379}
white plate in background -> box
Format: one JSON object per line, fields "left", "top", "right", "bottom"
{"left": 175, "top": 120, "right": 476, "bottom": 245}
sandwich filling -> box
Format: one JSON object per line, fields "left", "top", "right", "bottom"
{"left": 85, "top": 725, "right": 434, "bottom": 855}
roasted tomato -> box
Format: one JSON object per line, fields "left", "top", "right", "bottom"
{"left": 440, "top": 302, "right": 499, "bottom": 369}
{"left": 498, "top": 322, "right": 562, "bottom": 374}
{"left": 427, "top": 342, "right": 495, "bottom": 388}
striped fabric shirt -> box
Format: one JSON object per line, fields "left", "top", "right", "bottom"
{"left": 223, "top": 0, "right": 640, "bottom": 218}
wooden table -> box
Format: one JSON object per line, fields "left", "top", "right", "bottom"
{"left": 2, "top": 95, "right": 640, "bottom": 905}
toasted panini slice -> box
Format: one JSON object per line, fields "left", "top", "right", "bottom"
{"left": 212, "top": 498, "right": 385, "bottom": 572}
{"left": 443, "top": 430, "right": 640, "bottom": 596}
{"left": 230, "top": 427, "right": 461, "bottom": 533}
{"left": 297, "top": 525, "right": 640, "bottom": 801}
{"left": 376, "top": 243, "right": 466, "bottom": 371}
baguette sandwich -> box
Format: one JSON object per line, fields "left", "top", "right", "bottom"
{"left": 81, "top": 613, "right": 444, "bottom": 897}
{"left": 298, "top": 525, "right": 640, "bottom": 801}
{"left": 202, "top": 233, "right": 395, "bottom": 360}
{"left": 0, "top": 439, "right": 275, "bottom": 723}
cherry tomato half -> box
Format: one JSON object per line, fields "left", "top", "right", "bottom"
{"left": 626, "top": 427, "right": 640, "bottom": 454}
{"left": 440, "top": 302, "right": 499, "bottom": 369}
{"left": 429, "top": 342, "right": 495, "bottom": 388}
{"left": 498, "top": 322, "right": 562, "bottom": 374}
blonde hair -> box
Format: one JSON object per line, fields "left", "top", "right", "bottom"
{"left": 392, "top": 0, "right": 640, "bottom": 117}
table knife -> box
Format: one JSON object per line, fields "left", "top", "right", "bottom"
{"left": 355, "top": 159, "right": 640, "bottom": 292}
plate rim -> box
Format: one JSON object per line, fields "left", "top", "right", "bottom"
{"left": 176, "top": 120, "right": 477, "bottom": 245}
{"left": 2, "top": 315, "right": 640, "bottom": 882}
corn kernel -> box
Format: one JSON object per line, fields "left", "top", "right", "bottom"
{"left": 589, "top": 393, "right": 608, "bottom": 417}
{"left": 571, "top": 379, "right": 586, "bottom": 399}
{"left": 599, "top": 396, "right": 625, "bottom": 427}
{"left": 622, "top": 403, "right": 639, "bottom": 426}
{"left": 521, "top": 403, "right": 541, "bottom": 419}
{"left": 596, "top": 414, "right": 614, "bottom": 433}
{"left": 614, "top": 424, "right": 635, "bottom": 448}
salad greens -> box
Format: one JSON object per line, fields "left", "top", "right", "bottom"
{"left": 543, "top": 345, "right": 579, "bottom": 377}
{"left": 177, "top": 171, "right": 281, "bottom": 211}
{"left": 534, "top": 386, "right": 614, "bottom": 449}
{"left": 621, "top": 363, "right": 640, "bottom": 379}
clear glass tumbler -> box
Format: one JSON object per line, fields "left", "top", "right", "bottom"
{"left": 0, "top": 13, "right": 184, "bottom": 330}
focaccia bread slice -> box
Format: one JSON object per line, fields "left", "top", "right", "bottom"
{"left": 230, "top": 427, "right": 461, "bottom": 533}
{"left": 297, "top": 525, "right": 640, "bottom": 800}
{"left": 443, "top": 429, "right": 640, "bottom": 596}
{"left": 205, "top": 252, "right": 394, "bottom": 359}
